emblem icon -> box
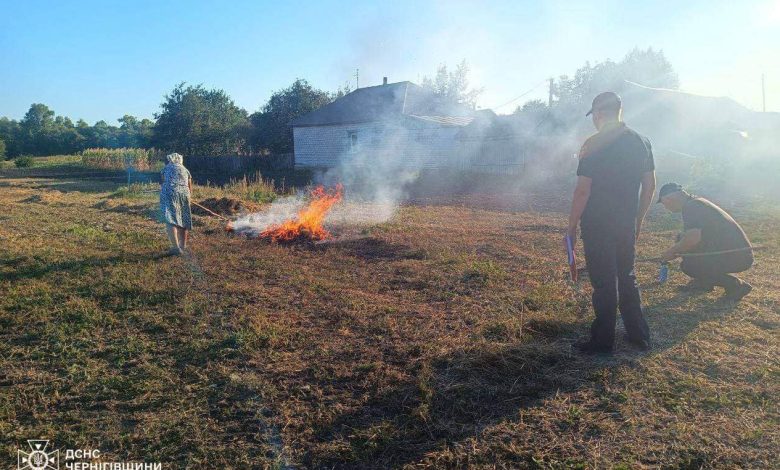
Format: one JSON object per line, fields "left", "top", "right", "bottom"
{"left": 18, "top": 440, "right": 59, "bottom": 470}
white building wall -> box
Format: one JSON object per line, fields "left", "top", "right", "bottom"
{"left": 294, "top": 121, "right": 465, "bottom": 169}
{"left": 459, "top": 136, "right": 527, "bottom": 175}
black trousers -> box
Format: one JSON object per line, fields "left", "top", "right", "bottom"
{"left": 680, "top": 251, "right": 753, "bottom": 291}
{"left": 582, "top": 227, "right": 649, "bottom": 349}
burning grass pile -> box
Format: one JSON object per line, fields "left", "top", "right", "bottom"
{"left": 259, "top": 184, "right": 342, "bottom": 243}
{"left": 229, "top": 184, "right": 343, "bottom": 243}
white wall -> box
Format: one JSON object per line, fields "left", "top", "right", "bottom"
{"left": 293, "top": 121, "right": 465, "bottom": 169}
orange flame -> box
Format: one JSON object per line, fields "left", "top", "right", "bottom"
{"left": 259, "top": 184, "right": 343, "bottom": 243}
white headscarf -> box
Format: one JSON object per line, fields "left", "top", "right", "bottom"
{"left": 165, "top": 153, "right": 184, "bottom": 165}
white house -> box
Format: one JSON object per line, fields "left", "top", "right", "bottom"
{"left": 291, "top": 80, "right": 475, "bottom": 169}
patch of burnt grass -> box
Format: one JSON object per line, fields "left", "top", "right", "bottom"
{"left": 320, "top": 236, "right": 425, "bottom": 261}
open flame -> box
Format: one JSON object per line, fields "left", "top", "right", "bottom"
{"left": 257, "top": 184, "right": 343, "bottom": 243}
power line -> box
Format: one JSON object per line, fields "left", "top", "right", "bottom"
{"left": 491, "top": 79, "right": 549, "bottom": 110}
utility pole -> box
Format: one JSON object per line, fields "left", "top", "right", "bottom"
{"left": 548, "top": 77, "right": 554, "bottom": 107}
{"left": 355, "top": 68, "right": 359, "bottom": 89}
{"left": 762, "top": 73, "right": 766, "bottom": 112}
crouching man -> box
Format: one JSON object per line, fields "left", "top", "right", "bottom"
{"left": 657, "top": 182, "right": 753, "bottom": 302}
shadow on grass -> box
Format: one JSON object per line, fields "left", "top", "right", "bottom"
{"left": 39, "top": 178, "right": 126, "bottom": 193}
{"left": 315, "top": 237, "right": 429, "bottom": 261}
{"left": 306, "top": 292, "right": 737, "bottom": 468}
{"left": 92, "top": 200, "right": 158, "bottom": 219}
{"left": 1, "top": 252, "right": 168, "bottom": 283}
{"left": 0, "top": 166, "right": 127, "bottom": 192}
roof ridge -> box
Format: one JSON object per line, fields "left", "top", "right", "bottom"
{"left": 354, "top": 80, "right": 412, "bottom": 92}
{"left": 290, "top": 80, "right": 471, "bottom": 127}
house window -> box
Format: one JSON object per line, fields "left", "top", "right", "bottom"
{"left": 348, "top": 131, "right": 358, "bottom": 153}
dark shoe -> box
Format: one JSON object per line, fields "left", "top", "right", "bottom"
{"left": 678, "top": 279, "right": 715, "bottom": 292}
{"left": 574, "top": 340, "right": 613, "bottom": 355}
{"left": 723, "top": 281, "right": 752, "bottom": 303}
{"left": 167, "top": 247, "right": 183, "bottom": 256}
{"left": 623, "top": 333, "right": 652, "bottom": 351}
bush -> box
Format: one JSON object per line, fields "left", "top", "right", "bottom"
{"left": 14, "top": 156, "right": 34, "bottom": 168}
{"left": 224, "top": 173, "right": 278, "bottom": 203}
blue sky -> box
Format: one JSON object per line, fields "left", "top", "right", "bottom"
{"left": 1, "top": 0, "right": 778, "bottom": 123}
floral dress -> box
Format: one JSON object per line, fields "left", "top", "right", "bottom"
{"left": 160, "top": 163, "right": 192, "bottom": 229}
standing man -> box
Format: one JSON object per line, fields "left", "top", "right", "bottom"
{"left": 567, "top": 92, "right": 656, "bottom": 354}
{"left": 657, "top": 182, "right": 753, "bottom": 301}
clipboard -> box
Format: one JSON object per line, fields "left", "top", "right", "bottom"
{"left": 564, "top": 234, "right": 578, "bottom": 282}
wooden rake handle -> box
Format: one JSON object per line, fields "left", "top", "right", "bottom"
{"left": 191, "top": 201, "right": 230, "bottom": 221}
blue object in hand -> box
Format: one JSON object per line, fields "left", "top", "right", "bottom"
{"left": 564, "top": 234, "right": 577, "bottom": 282}
{"left": 659, "top": 263, "right": 669, "bottom": 283}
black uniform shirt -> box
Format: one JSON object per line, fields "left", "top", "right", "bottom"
{"left": 682, "top": 197, "right": 750, "bottom": 253}
{"left": 576, "top": 122, "right": 655, "bottom": 234}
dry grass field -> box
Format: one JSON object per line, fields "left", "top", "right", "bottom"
{"left": 1, "top": 171, "right": 778, "bottom": 469}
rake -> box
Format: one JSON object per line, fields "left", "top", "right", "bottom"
{"left": 191, "top": 201, "right": 231, "bottom": 221}
{"left": 637, "top": 245, "right": 767, "bottom": 263}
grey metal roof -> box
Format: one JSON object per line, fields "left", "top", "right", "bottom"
{"left": 291, "top": 81, "right": 474, "bottom": 127}
{"left": 406, "top": 114, "right": 474, "bottom": 126}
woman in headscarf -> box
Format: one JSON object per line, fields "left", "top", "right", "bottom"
{"left": 160, "top": 153, "right": 192, "bottom": 255}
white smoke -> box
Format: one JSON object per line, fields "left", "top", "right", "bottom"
{"left": 229, "top": 194, "right": 304, "bottom": 237}
{"left": 290, "top": 95, "right": 437, "bottom": 222}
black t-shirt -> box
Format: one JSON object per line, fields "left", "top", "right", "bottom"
{"left": 576, "top": 123, "right": 654, "bottom": 233}
{"left": 682, "top": 197, "right": 750, "bottom": 253}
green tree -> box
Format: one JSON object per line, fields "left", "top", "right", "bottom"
{"left": 0, "top": 117, "right": 21, "bottom": 157}
{"left": 421, "top": 60, "right": 483, "bottom": 109}
{"left": 138, "top": 119, "right": 154, "bottom": 146}
{"left": 118, "top": 114, "right": 139, "bottom": 147}
{"left": 19, "top": 103, "right": 56, "bottom": 155}
{"left": 153, "top": 83, "right": 249, "bottom": 155}
{"left": 0, "top": 106, "right": 156, "bottom": 157}
{"left": 554, "top": 47, "right": 678, "bottom": 108}
{"left": 0, "top": 138, "right": 6, "bottom": 159}
{"left": 620, "top": 47, "right": 679, "bottom": 89}
{"left": 21, "top": 103, "right": 55, "bottom": 132}
{"left": 331, "top": 82, "right": 352, "bottom": 101}
{"left": 118, "top": 115, "right": 153, "bottom": 148}
{"left": 89, "top": 120, "right": 120, "bottom": 148}
{"left": 249, "top": 79, "right": 332, "bottom": 154}
{"left": 51, "top": 115, "right": 83, "bottom": 155}
{"left": 514, "top": 99, "right": 548, "bottom": 116}
{"left": 75, "top": 119, "right": 100, "bottom": 149}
